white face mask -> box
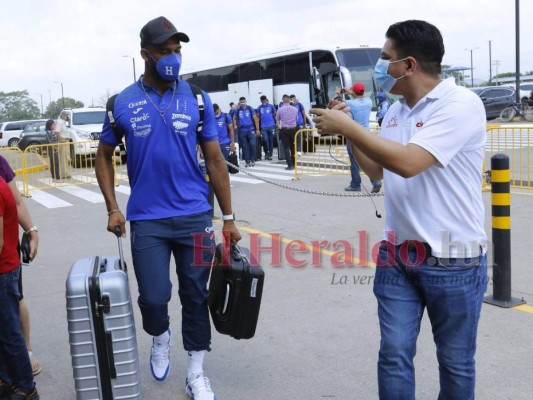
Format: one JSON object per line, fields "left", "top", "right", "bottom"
{"left": 374, "top": 58, "right": 407, "bottom": 93}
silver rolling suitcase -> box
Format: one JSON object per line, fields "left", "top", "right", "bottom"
{"left": 66, "top": 229, "right": 141, "bottom": 399}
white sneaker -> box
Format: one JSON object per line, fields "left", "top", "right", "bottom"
{"left": 186, "top": 374, "right": 217, "bottom": 400}
{"left": 150, "top": 329, "right": 171, "bottom": 381}
{"left": 297, "top": 151, "right": 302, "bottom": 156}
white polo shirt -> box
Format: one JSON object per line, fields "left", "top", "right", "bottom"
{"left": 379, "top": 78, "right": 487, "bottom": 257}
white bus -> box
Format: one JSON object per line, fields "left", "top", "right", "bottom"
{"left": 180, "top": 45, "right": 382, "bottom": 116}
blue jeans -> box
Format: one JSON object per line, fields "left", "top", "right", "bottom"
{"left": 130, "top": 212, "right": 214, "bottom": 351}
{"left": 0, "top": 267, "right": 33, "bottom": 391}
{"left": 261, "top": 126, "right": 275, "bottom": 157}
{"left": 238, "top": 129, "right": 256, "bottom": 163}
{"left": 373, "top": 242, "right": 487, "bottom": 400}
{"left": 347, "top": 144, "right": 381, "bottom": 188}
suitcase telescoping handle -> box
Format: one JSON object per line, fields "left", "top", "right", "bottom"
{"left": 113, "top": 225, "right": 126, "bottom": 272}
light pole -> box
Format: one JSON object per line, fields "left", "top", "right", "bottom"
{"left": 35, "top": 93, "right": 44, "bottom": 116}
{"left": 515, "top": 0, "right": 520, "bottom": 103}
{"left": 123, "top": 55, "right": 137, "bottom": 83}
{"left": 464, "top": 47, "right": 479, "bottom": 87}
{"left": 493, "top": 60, "right": 501, "bottom": 83}
{"left": 54, "top": 81, "right": 65, "bottom": 108}
{"left": 488, "top": 40, "right": 492, "bottom": 85}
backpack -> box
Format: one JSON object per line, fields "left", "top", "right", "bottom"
{"left": 106, "top": 83, "right": 205, "bottom": 140}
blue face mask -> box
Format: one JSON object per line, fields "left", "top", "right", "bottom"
{"left": 146, "top": 51, "right": 182, "bottom": 81}
{"left": 374, "top": 58, "right": 406, "bottom": 93}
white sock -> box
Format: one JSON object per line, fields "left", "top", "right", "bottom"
{"left": 187, "top": 350, "right": 205, "bottom": 378}
{"left": 154, "top": 329, "right": 170, "bottom": 346}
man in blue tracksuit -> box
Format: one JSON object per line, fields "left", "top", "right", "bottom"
{"left": 95, "top": 16, "right": 241, "bottom": 400}
{"left": 233, "top": 97, "right": 260, "bottom": 167}
{"left": 256, "top": 95, "right": 276, "bottom": 160}
{"left": 213, "top": 103, "right": 235, "bottom": 163}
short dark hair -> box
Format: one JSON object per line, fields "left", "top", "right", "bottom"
{"left": 289, "top": 94, "right": 296, "bottom": 98}
{"left": 213, "top": 103, "right": 220, "bottom": 112}
{"left": 239, "top": 96, "right": 246, "bottom": 102}
{"left": 45, "top": 119, "right": 55, "bottom": 131}
{"left": 260, "top": 95, "right": 267, "bottom": 101}
{"left": 385, "top": 20, "right": 444, "bottom": 75}
{"left": 229, "top": 102, "right": 234, "bottom": 107}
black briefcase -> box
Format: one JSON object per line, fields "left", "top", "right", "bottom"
{"left": 208, "top": 244, "right": 264, "bottom": 340}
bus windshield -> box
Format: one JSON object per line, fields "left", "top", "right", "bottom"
{"left": 336, "top": 48, "right": 381, "bottom": 97}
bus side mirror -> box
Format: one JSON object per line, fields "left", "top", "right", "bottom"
{"left": 339, "top": 66, "right": 352, "bottom": 91}
{"left": 312, "top": 67, "right": 322, "bottom": 92}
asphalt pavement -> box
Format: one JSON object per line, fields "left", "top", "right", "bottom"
{"left": 19, "top": 162, "right": 533, "bottom": 400}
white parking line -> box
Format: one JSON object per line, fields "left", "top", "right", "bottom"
{"left": 57, "top": 185, "right": 105, "bottom": 203}
{"left": 27, "top": 190, "right": 73, "bottom": 208}
{"left": 230, "top": 176, "right": 264, "bottom": 184}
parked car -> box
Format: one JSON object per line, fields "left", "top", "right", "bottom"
{"left": 470, "top": 86, "right": 515, "bottom": 120}
{"left": 519, "top": 83, "right": 533, "bottom": 102}
{"left": 59, "top": 107, "right": 106, "bottom": 167}
{"left": 17, "top": 121, "right": 48, "bottom": 152}
{"left": 0, "top": 119, "right": 47, "bottom": 147}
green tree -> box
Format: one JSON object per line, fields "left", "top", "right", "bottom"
{"left": 493, "top": 72, "right": 517, "bottom": 79}
{"left": 44, "top": 97, "right": 84, "bottom": 118}
{"left": 0, "top": 90, "right": 40, "bottom": 121}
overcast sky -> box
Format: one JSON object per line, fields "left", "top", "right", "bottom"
{"left": 2, "top": 0, "right": 532, "bottom": 109}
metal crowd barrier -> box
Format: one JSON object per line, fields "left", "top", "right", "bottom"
{"left": 485, "top": 124, "right": 532, "bottom": 189}
{"left": 293, "top": 129, "right": 349, "bottom": 179}
{"left": 2, "top": 141, "right": 125, "bottom": 197}
{"left": 292, "top": 125, "right": 532, "bottom": 190}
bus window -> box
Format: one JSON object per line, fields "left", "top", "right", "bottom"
{"left": 337, "top": 48, "right": 381, "bottom": 105}
{"left": 260, "top": 57, "right": 284, "bottom": 84}
{"left": 312, "top": 50, "right": 336, "bottom": 75}
{"left": 240, "top": 62, "right": 261, "bottom": 83}
{"left": 284, "top": 53, "right": 310, "bottom": 84}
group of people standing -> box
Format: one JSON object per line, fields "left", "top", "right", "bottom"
{"left": 220, "top": 94, "right": 309, "bottom": 169}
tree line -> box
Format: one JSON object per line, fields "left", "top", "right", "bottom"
{"left": 0, "top": 90, "right": 113, "bottom": 122}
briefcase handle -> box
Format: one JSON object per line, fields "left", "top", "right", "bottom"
{"left": 231, "top": 244, "right": 249, "bottom": 263}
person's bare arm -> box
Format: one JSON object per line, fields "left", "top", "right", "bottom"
{"left": 311, "top": 107, "right": 437, "bottom": 178}
{"left": 200, "top": 140, "right": 241, "bottom": 244}
{"left": 95, "top": 142, "right": 126, "bottom": 236}
{"left": 228, "top": 123, "right": 235, "bottom": 152}
{"left": 8, "top": 180, "right": 39, "bottom": 260}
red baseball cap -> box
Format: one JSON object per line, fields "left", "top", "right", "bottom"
{"left": 352, "top": 83, "right": 365, "bottom": 95}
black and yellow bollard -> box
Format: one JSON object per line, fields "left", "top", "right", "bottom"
{"left": 484, "top": 154, "right": 526, "bottom": 308}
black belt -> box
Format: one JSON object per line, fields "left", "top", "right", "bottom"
{"left": 379, "top": 240, "right": 483, "bottom": 267}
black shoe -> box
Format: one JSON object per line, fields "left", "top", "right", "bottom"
{"left": 9, "top": 386, "right": 40, "bottom": 400}
{"left": 0, "top": 380, "right": 12, "bottom": 398}
{"left": 285, "top": 166, "right": 294, "bottom": 170}
{"left": 345, "top": 186, "right": 361, "bottom": 192}
{"left": 371, "top": 183, "right": 382, "bottom": 193}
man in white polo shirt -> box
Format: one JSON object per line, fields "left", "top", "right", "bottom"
{"left": 311, "top": 20, "right": 487, "bottom": 400}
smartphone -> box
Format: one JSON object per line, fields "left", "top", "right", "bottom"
{"left": 21, "top": 232, "right": 31, "bottom": 264}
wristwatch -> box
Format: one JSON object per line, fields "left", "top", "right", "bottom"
{"left": 222, "top": 213, "right": 235, "bottom": 221}
{"left": 25, "top": 226, "right": 38, "bottom": 234}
